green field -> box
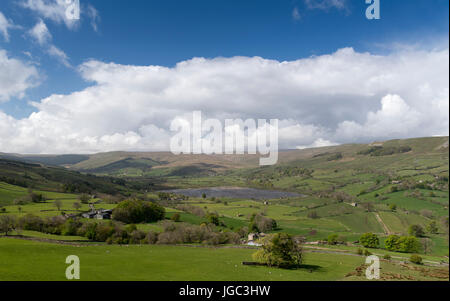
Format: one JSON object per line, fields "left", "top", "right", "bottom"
{"left": 0, "top": 137, "right": 448, "bottom": 281}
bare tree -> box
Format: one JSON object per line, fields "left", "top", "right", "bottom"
{"left": 54, "top": 200, "right": 63, "bottom": 211}
{"left": 73, "top": 202, "right": 82, "bottom": 211}
{"left": 0, "top": 215, "right": 17, "bottom": 236}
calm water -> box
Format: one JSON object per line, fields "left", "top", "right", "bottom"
{"left": 164, "top": 187, "right": 302, "bottom": 200}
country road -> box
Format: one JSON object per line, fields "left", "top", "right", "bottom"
{"left": 374, "top": 212, "right": 392, "bottom": 235}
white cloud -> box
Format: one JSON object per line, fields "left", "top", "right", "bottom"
{"left": 0, "top": 11, "right": 14, "bottom": 42}
{"left": 20, "top": 0, "right": 78, "bottom": 29}
{"left": 304, "top": 0, "right": 348, "bottom": 11}
{"left": 48, "top": 44, "right": 70, "bottom": 67}
{"left": 28, "top": 19, "right": 51, "bottom": 45}
{"left": 20, "top": 0, "right": 100, "bottom": 31}
{"left": 28, "top": 19, "right": 71, "bottom": 67}
{"left": 0, "top": 49, "right": 40, "bottom": 102}
{"left": 292, "top": 7, "right": 301, "bottom": 21}
{"left": 86, "top": 4, "right": 99, "bottom": 32}
{"left": 0, "top": 46, "right": 448, "bottom": 154}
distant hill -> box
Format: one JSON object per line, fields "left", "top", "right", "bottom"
{"left": 1, "top": 136, "right": 448, "bottom": 177}
{"left": 0, "top": 158, "right": 161, "bottom": 198}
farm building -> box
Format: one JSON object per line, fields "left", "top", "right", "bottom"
{"left": 82, "top": 209, "right": 112, "bottom": 220}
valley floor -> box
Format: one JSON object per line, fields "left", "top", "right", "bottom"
{"left": 0, "top": 237, "right": 448, "bottom": 281}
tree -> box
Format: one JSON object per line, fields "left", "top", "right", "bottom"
{"left": 408, "top": 224, "right": 425, "bottom": 237}
{"left": 171, "top": 213, "right": 181, "bottom": 222}
{"left": 327, "top": 234, "right": 339, "bottom": 245}
{"left": 78, "top": 193, "right": 91, "bottom": 204}
{"left": 0, "top": 215, "right": 17, "bottom": 236}
{"left": 384, "top": 235, "right": 401, "bottom": 251}
{"left": 30, "top": 193, "right": 46, "bottom": 203}
{"left": 249, "top": 213, "right": 277, "bottom": 233}
{"left": 73, "top": 202, "right": 82, "bottom": 211}
{"left": 202, "top": 193, "right": 207, "bottom": 199}
{"left": 389, "top": 204, "right": 397, "bottom": 212}
{"left": 420, "top": 238, "right": 434, "bottom": 254}
{"left": 307, "top": 211, "right": 319, "bottom": 219}
{"left": 112, "top": 199, "right": 165, "bottom": 224}
{"left": 207, "top": 213, "right": 220, "bottom": 226}
{"left": 361, "top": 202, "right": 374, "bottom": 212}
{"left": 54, "top": 200, "right": 63, "bottom": 211}
{"left": 426, "top": 221, "right": 438, "bottom": 234}
{"left": 385, "top": 235, "right": 421, "bottom": 253}
{"left": 359, "top": 233, "right": 379, "bottom": 248}
{"left": 410, "top": 254, "right": 422, "bottom": 265}
{"left": 252, "top": 233, "right": 303, "bottom": 268}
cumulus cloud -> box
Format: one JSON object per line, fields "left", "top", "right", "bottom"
{"left": 0, "top": 46, "right": 448, "bottom": 154}
{"left": 0, "top": 49, "right": 40, "bottom": 102}
{"left": 28, "top": 19, "right": 71, "bottom": 67}
{"left": 20, "top": 0, "right": 78, "bottom": 29}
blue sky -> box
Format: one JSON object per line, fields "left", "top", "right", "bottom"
{"left": 0, "top": 0, "right": 448, "bottom": 153}
{"left": 1, "top": 0, "right": 448, "bottom": 118}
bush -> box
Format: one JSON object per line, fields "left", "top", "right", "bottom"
{"left": 113, "top": 199, "right": 165, "bottom": 224}
{"left": 252, "top": 233, "right": 303, "bottom": 268}
{"left": 363, "top": 249, "right": 372, "bottom": 256}
{"left": 356, "top": 248, "right": 363, "bottom": 255}
{"left": 410, "top": 254, "right": 423, "bottom": 265}
{"left": 359, "top": 233, "right": 379, "bottom": 248}
{"left": 383, "top": 254, "right": 391, "bottom": 260}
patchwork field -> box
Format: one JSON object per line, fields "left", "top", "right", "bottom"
{"left": 0, "top": 137, "right": 448, "bottom": 281}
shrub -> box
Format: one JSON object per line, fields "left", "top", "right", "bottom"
{"left": 410, "top": 254, "right": 423, "bottom": 265}
{"left": 252, "top": 233, "right": 303, "bottom": 268}
{"left": 363, "top": 249, "right": 372, "bottom": 256}
{"left": 383, "top": 254, "right": 391, "bottom": 260}
{"left": 359, "top": 233, "right": 379, "bottom": 248}
{"left": 113, "top": 199, "right": 165, "bottom": 224}
{"left": 356, "top": 248, "right": 363, "bottom": 255}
